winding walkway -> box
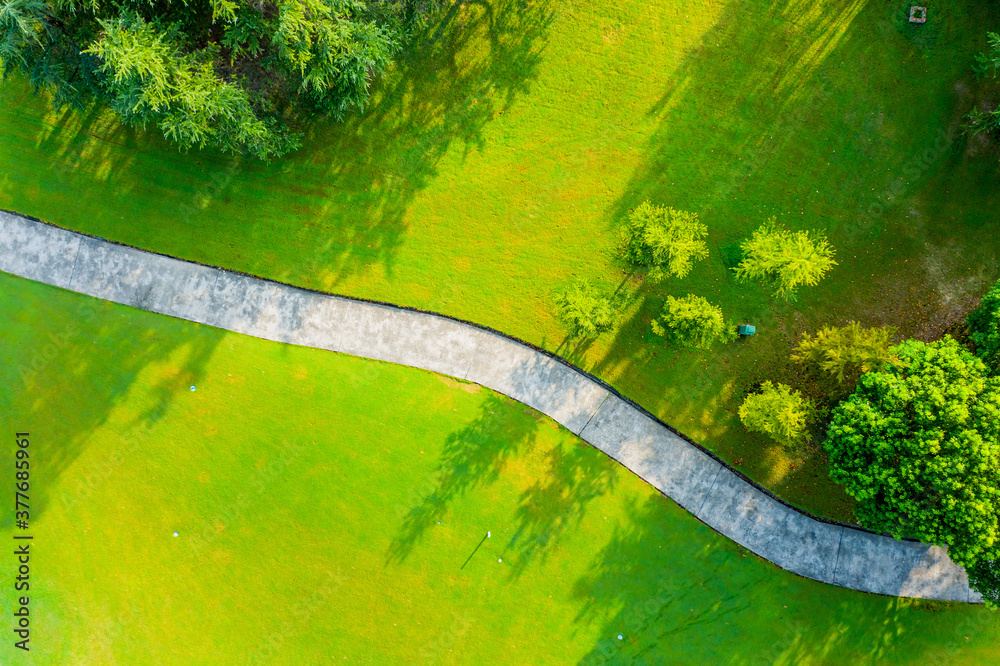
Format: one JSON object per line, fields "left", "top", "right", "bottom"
{"left": 0, "top": 210, "right": 981, "bottom": 603}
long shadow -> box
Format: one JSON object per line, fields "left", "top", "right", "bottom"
{"left": 0, "top": 274, "right": 222, "bottom": 526}
{"left": 386, "top": 392, "right": 622, "bottom": 576}
{"left": 385, "top": 393, "right": 541, "bottom": 564}
{"left": 503, "top": 440, "right": 617, "bottom": 578}
{"left": 289, "top": 0, "right": 554, "bottom": 284}
{"left": 577, "top": 0, "right": 987, "bottom": 519}
{"left": 13, "top": 0, "right": 553, "bottom": 288}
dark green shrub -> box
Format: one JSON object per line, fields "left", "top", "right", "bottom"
{"left": 824, "top": 337, "right": 1000, "bottom": 568}
{"left": 651, "top": 294, "right": 732, "bottom": 349}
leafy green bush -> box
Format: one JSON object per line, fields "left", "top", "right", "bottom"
{"left": 792, "top": 321, "right": 899, "bottom": 384}
{"left": 738, "top": 381, "right": 816, "bottom": 449}
{"left": 824, "top": 337, "right": 1000, "bottom": 568}
{"left": 968, "top": 279, "right": 1000, "bottom": 372}
{"left": 554, "top": 280, "right": 618, "bottom": 339}
{"left": 0, "top": 0, "right": 423, "bottom": 158}
{"left": 619, "top": 201, "right": 709, "bottom": 279}
{"left": 651, "top": 294, "right": 732, "bottom": 349}
{"left": 734, "top": 218, "right": 837, "bottom": 300}
{"left": 965, "top": 33, "right": 1000, "bottom": 136}
{"left": 973, "top": 32, "right": 1000, "bottom": 79}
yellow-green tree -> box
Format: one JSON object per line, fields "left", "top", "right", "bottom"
{"left": 619, "top": 201, "right": 709, "bottom": 279}
{"left": 738, "top": 381, "right": 816, "bottom": 449}
{"left": 554, "top": 280, "right": 618, "bottom": 339}
{"left": 734, "top": 219, "right": 836, "bottom": 300}
{"left": 792, "top": 321, "right": 898, "bottom": 384}
{"left": 652, "top": 294, "right": 732, "bottom": 349}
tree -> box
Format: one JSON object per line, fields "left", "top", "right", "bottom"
{"left": 792, "top": 321, "right": 899, "bottom": 384}
{"left": 734, "top": 218, "right": 836, "bottom": 300}
{"left": 0, "top": 0, "right": 422, "bottom": 158}
{"left": 554, "top": 280, "right": 618, "bottom": 339}
{"left": 973, "top": 31, "right": 1000, "bottom": 79}
{"left": 968, "top": 279, "right": 1000, "bottom": 372}
{"left": 966, "top": 32, "right": 1000, "bottom": 138}
{"left": 738, "top": 381, "right": 816, "bottom": 449}
{"left": 824, "top": 337, "right": 1000, "bottom": 569}
{"left": 619, "top": 201, "right": 709, "bottom": 279}
{"left": 651, "top": 294, "right": 732, "bottom": 349}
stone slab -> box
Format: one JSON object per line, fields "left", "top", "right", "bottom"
{"left": 465, "top": 332, "right": 608, "bottom": 434}
{"left": 747, "top": 506, "right": 845, "bottom": 583}
{"left": 203, "top": 271, "right": 291, "bottom": 342}
{"left": 898, "top": 545, "right": 975, "bottom": 603}
{"left": 284, "top": 295, "right": 354, "bottom": 352}
{"left": 334, "top": 300, "right": 490, "bottom": 380}
{"left": 696, "top": 468, "right": 843, "bottom": 582}
{"left": 0, "top": 212, "right": 81, "bottom": 289}
{"left": 832, "top": 530, "right": 971, "bottom": 602}
{"left": 69, "top": 237, "right": 220, "bottom": 323}
{"left": 579, "top": 395, "right": 721, "bottom": 514}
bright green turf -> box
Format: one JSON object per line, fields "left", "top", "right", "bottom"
{"left": 2, "top": 274, "right": 1000, "bottom": 664}
{"left": 2, "top": 0, "right": 1000, "bottom": 522}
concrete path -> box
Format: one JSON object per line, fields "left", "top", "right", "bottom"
{"left": 0, "top": 210, "right": 981, "bottom": 603}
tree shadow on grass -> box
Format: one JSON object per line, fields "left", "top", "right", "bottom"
{"left": 0, "top": 275, "right": 222, "bottom": 526}
{"left": 567, "top": 0, "right": 949, "bottom": 522}
{"left": 385, "top": 393, "right": 541, "bottom": 564}
{"left": 387, "top": 386, "right": 621, "bottom": 573}
{"left": 12, "top": 0, "right": 554, "bottom": 290}
{"left": 571, "top": 493, "right": 994, "bottom": 665}
{"left": 285, "top": 0, "right": 554, "bottom": 285}
{"left": 503, "top": 440, "right": 617, "bottom": 578}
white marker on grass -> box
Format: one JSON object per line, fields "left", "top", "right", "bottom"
{"left": 173, "top": 532, "right": 179, "bottom": 537}
{"left": 190, "top": 386, "right": 196, "bottom": 391}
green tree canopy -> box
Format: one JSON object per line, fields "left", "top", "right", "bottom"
{"left": 792, "top": 321, "right": 899, "bottom": 384}
{"left": 651, "top": 294, "right": 732, "bottom": 349}
{"left": 0, "top": 0, "right": 424, "bottom": 158}
{"left": 619, "top": 201, "right": 709, "bottom": 279}
{"left": 824, "top": 337, "right": 1000, "bottom": 569}
{"left": 969, "top": 279, "right": 1000, "bottom": 372}
{"left": 734, "top": 218, "right": 836, "bottom": 300}
{"left": 553, "top": 280, "right": 618, "bottom": 339}
{"left": 738, "top": 381, "right": 816, "bottom": 449}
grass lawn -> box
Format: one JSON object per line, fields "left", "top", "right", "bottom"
{"left": 2, "top": 0, "right": 1000, "bottom": 523}
{"left": 0, "top": 272, "right": 999, "bottom": 663}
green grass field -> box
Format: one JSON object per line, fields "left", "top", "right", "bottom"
{"left": 2, "top": 1, "right": 1000, "bottom": 520}
{"left": 1, "top": 272, "right": 999, "bottom": 663}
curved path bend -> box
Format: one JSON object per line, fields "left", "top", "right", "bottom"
{"left": 0, "top": 210, "right": 981, "bottom": 603}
